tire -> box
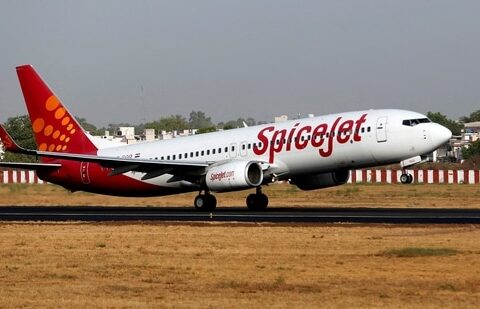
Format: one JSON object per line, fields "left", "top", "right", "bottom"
{"left": 400, "top": 174, "right": 409, "bottom": 184}
{"left": 246, "top": 193, "right": 268, "bottom": 211}
{"left": 195, "top": 194, "right": 217, "bottom": 211}
{"left": 194, "top": 194, "right": 206, "bottom": 210}
{"left": 204, "top": 194, "right": 217, "bottom": 211}
{"left": 407, "top": 174, "right": 413, "bottom": 184}
{"left": 246, "top": 194, "right": 257, "bottom": 210}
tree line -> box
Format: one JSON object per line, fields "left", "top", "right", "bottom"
{"left": 77, "top": 111, "right": 266, "bottom": 137}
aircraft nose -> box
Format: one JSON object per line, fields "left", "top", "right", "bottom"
{"left": 430, "top": 123, "right": 452, "bottom": 148}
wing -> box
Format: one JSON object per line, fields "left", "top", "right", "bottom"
{"left": 35, "top": 150, "right": 210, "bottom": 181}
{"left": 1, "top": 123, "right": 208, "bottom": 179}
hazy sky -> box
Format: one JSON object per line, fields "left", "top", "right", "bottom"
{"left": 0, "top": 1, "right": 479, "bottom": 126}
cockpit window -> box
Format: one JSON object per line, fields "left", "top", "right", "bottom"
{"left": 402, "top": 118, "right": 431, "bottom": 126}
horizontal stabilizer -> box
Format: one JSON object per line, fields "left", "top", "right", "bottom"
{"left": 0, "top": 162, "right": 61, "bottom": 170}
{"left": 0, "top": 125, "right": 36, "bottom": 155}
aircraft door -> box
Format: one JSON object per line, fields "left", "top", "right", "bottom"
{"left": 80, "top": 162, "right": 91, "bottom": 184}
{"left": 240, "top": 141, "right": 247, "bottom": 157}
{"left": 229, "top": 143, "right": 237, "bottom": 158}
{"left": 376, "top": 117, "right": 387, "bottom": 143}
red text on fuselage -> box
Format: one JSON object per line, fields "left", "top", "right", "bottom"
{"left": 253, "top": 114, "right": 368, "bottom": 163}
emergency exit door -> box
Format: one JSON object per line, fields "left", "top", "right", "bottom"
{"left": 376, "top": 117, "right": 387, "bottom": 142}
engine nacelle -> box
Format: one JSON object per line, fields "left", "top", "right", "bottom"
{"left": 205, "top": 160, "right": 263, "bottom": 192}
{"left": 291, "top": 170, "right": 350, "bottom": 191}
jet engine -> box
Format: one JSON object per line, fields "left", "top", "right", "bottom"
{"left": 290, "top": 170, "right": 350, "bottom": 191}
{"left": 205, "top": 160, "right": 263, "bottom": 192}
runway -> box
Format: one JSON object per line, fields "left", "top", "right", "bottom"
{"left": 1, "top": 206, "right": 480, "bottom": 223}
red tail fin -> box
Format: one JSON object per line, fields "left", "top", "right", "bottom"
{"left": 16, "top": 65, "right": 97, "bottom": 154}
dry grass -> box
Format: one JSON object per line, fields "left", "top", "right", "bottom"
{"left": 1, "top": 223, "right": 480, "bottom": 308}
{"left": 1, "top": 182, "right": 480, "bottom": 208}
{"left": 1, "top": 183, "right": 480, "bottom": 307}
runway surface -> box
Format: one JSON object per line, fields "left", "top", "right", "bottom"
{"left": 1, "top": 206, "right": 480, "bottom": 223}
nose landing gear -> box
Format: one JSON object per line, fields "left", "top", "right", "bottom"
{"left": 400, "top": 172, "right": 413, "bottom": 184}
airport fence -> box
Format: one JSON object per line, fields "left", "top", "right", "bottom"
{"left": 348, "top": 169, "right": 480, "bottom": 184}
{"left": 0, "top": 168, "right": 479, "bottom": 185}
{"left": 1, "top": 169, "right": 45, "bottom": 184}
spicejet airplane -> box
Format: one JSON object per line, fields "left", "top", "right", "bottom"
{"left": 0, "top": 65, "right": 452, "bottom": 210}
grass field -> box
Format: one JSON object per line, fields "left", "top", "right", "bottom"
{"left": 1, "top": 182, "right": 480, "bottom": 208}
{"left": 1, "top": 183, "right": 480, "bottom": 307}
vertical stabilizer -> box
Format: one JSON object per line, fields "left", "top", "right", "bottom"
{"left": 16, "top": 65, "right": 97, "bottom": 154}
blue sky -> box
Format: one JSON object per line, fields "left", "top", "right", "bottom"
{"left": 0, "top": 1, "right": 479, "bottom": 126}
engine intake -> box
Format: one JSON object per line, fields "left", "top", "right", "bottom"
{"left": 291, "top": 169, "right": 350, "bottom": 191}
{"left": 205, "top": 160, "right": 263, "bottom": 192}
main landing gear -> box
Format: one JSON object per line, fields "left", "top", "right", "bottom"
{"left": 246, "top": 187, "right": 269, "bottom": 211}
{"left": 193, "top": 187, "right": 269, "bottom": 211}
{"left": 400, "top": 172, "right": 413, "bottom": 184}
{"left": 194, "top": 191, "right": 217, "bottom": 211}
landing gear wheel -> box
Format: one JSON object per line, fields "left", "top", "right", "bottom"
{"left": 407, "top": 174, "right": 413, "bottom": 184}
{"left": 246, "top": 187, "right": 269, "bottom": 211}
{"left": 194, "top": 193, "right": 217, "bottom": 211}
{"left": 400, "top": 173, "right": 413, "bottom": 184}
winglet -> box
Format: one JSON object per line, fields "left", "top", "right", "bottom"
{"left": 0, "top": 124, "right": 36, "bottom": 155}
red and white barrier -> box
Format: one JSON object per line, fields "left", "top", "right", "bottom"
{"left": 0, "top": 169, "right": 45, "bottom": 184}
{"left": 0, "top": 168, "right": 479, "bottom": 185}
{"left": 349, "top": 169, "right": 480, "bottom": 184}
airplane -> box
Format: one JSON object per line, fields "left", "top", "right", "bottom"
{"left": 0, "top": 65, "right": 452, "bottom": 211}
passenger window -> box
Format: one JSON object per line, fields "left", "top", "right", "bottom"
{"left": 167, "top": 155, "right": 170, "bottom": 160}
{"left": 190, "top": 152, "right": 194, "bottom": 157}
{"left": 201, "top": 150, "right": 204, "bottom": 156}
{"left": 179, "top": 154, "right": 182, "bottom": 159}
{"left": 367, "top": 127, "right": 371, "bottom": 132}
{"left": 212, "top": 149, "right": 216, "bottom": 154}
{"left": 172, "top": 155, "right": 176, "bottom": 160}
{"left": 196, "top": 151, "right": 199, "bottom": 157}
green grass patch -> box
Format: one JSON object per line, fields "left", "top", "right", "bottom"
{"left": 380, "top": 247, "right": 459, "bottom": 257}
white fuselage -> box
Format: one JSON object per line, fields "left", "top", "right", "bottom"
{"left": 98, "top": 109, "right": 451, "bottom": 189}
